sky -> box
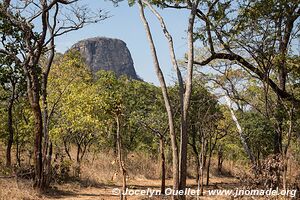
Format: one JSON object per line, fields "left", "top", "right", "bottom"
{"left": 55, "top": 0, "right": 191, "bottom": 85}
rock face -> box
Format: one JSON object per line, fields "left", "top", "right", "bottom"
{"left": 71, "top": 37, "right": 138, "bottom": 79}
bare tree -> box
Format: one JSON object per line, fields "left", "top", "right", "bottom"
{"left": 137, "top": 0, "right": 179, "bottom": 191}
{"left": 137, "top": 1, "right": 200, "bottom": 197}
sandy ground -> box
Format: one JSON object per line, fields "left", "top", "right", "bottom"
{"left": 40, "top": 177, "right": 240, "bottom": 200}
{"left": 1, "top": 176, "right": 289, "bottom": 199}
{"left": 0, "top": 177, "right": 239, "bottom": 200}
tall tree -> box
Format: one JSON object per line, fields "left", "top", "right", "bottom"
{"left": 137, "top": 0, "right": 179, "bottom": 191}
{"left": 137, "top": 1, "right": 200, "bottom": 196}
{"left": 0, "top": 0, "right": 107, "bottom": 190}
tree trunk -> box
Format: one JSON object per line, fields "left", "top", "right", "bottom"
{"left": 179, "top": 2, "right": 200, "bottom": 195}
{"left": 283, "top": 107, "right": 294, "bottom": 190}
{"left": 206, "top": 144, "right": 213, "bottom": 185}
{"left": 217, "top": 145, "right": 223, "bottom": 175}
{"left": 143, "top": 2, "right": 183, "bottom": 193}
{"left": 191, "top": 142, "right": 200, "bottom": 184}
{"left": 282, "top": 155, "right": 287, "bottom": 190}
{"left": 77, "top": 143, "right": 81, "bottom": 162}
{"left": 196, "top": 157, "right": 200, "bottom": 184}
{"left": 33, "top": 106, "right": 43, "bottom": 189}
{"left": 274, "top": 100, "right": 283, "bottom": 154}
{"left": 6, "top": 82, "right": 15, "bottom": 167}
{"left": 26, "top": 64, "right": 44, "bottom": 190}
{"left": 116, "top": 116, "right": 127, "bottom": 200}
{"left": 199, "top": 135, "right": 205, "bottom": 196}
{"left": 114, "top": 130, "right": 118, "bottom": 157}
{"left": 6, "top": 102, "right": 13, "bottom": 168}
{"left": 225, "top": 96, "right": 257, "bottom": 172}
{"left": 64, "top": 139, "right": 72, "bottom": 161}
{"left": 41, "top": 34, "right": 55, "bottom": 188}
{"left": 41, "top": 78, "right": 52, "bottom": 186}
{"left": 273, "top": 9, "right": 296, "bottom": 155}
{"left": 16, "top": 130, "right": 21, "bottom": 167}
{"left": 75, "top": 143, "right": 81, "bottom": 177}
{"left": 159, "top": 136, "right": 166, "bottom": 195}
{"left": 203, "top": 143, "right": 208, "bottom": 168}
{"left": 25, "top": 7, "right": 50, "bottom": 187}
{"left": 137, "top": 0, "right": 179, "bottom": 191}
{"left": 43, "top": 142, "right": 52, "bottom": 186}
{"left": 30, "top": 91, "right": 43, "bottom": 189}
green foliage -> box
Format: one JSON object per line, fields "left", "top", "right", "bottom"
{"left": 47, "top": 55, "right": 166, "bottom": 157}
{"left": 0, "top": 0, "right": 299, "bottom": 187}
{"left": 239, "top": 111, "right": 275, "bottom": 158}
{"left": 13, "top": 99, "right": 35, "bottom": 152}
{"left": 94, "top": 70, "right": 164, "bottom": 153}
{"left": 0, "top": 5, "right": 25, "bottom": 57}
{"left": 49, "top": 52, "right": 102, "bottom": 152}
{"left": 217, "top": 106, "right": 247, "bottom": 161}
{"left": 184, "top": 77, "right": 225, "bottom": 162}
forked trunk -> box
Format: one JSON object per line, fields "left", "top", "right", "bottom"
{"left": 137, "top": 0, "right": 179, "bottom": 191}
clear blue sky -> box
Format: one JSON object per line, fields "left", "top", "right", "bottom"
{"left": 55, "top": 0, "right": 190, "bottom": 85}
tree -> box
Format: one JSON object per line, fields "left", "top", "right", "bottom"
{"left": 137, "top": 0, "right": 179, "bottom": 191}
{"left": 95, "top": 71, "right": 129, "bottom": 200}
{"left": 94, "top": 70, "right": 168, "bottom": 199}
{"left": 137, "top": 1, "right": 200, "bottom": 196}
{"left": 0, "top": 0, "right": 107, "bottom": 189}
{"left": 49, "top": 52, "right": 102, "bottom": 177}
{"left": 204, "top": 55, "right": 298, "bottom": 188}
{"left": 225, "top": 95, "right": 258, "bottom": 172}
{"left": 0, "top": 64, "right": 24, "bottom": 167}
{"left": 186, "top": 78, "right": 224, "bottom": 193}
{"left": 0, "top": 9, "right": 27, "bottom": 167}
{"left": 137, "top": 93, "right": 168, "bottom": 194}
{"left": 190, "top": 0, "right": 300, "bottom": 155}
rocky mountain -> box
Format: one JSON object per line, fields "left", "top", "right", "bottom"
{"left": 71, "top": 37, "right": 139, "bottom": 79}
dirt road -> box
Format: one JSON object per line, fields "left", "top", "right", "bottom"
{"left": 43, "top": 177, "right": 239, "bottom": 200}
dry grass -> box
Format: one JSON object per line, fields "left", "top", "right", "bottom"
{"left": 77, "top": 151, "right": 163, "bottom": 185}
{"left": 0, "top": 178, "right": 44, "bottom": 200}
{"left": 0, "top": 149, "right": 239, "bottom": 200}
{"left": 0, "top": 147, "right": 298, "bottom": 200}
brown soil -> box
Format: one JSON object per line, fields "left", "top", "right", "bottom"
{"left": 1, "top": 176, "right": 240, "bottom": 200}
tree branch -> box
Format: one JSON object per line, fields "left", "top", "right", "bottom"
{"left": 194, "top": 52, "right": 299, "bottom": 103}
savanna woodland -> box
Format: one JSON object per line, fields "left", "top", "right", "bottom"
{"left": 0, "top": 0, "right": 300, "bottom": 199}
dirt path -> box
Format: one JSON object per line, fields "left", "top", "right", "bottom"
{"left": 45, "top": 177, "right": 240, "bottom": 200}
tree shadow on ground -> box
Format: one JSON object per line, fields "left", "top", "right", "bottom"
{"left": 43, "top": 177, "right": 119, "bottom": 199}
